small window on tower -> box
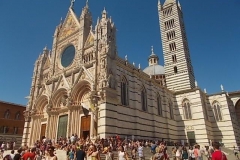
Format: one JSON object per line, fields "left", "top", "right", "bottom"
{"left": 174, "top": 66, "right": 178, "bottom": 73}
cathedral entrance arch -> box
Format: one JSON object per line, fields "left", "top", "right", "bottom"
{"left": 235, "top": 100, "right": 240, "bottom": 124}
{"left": 81, "top": 115, "right": 91, "bottom": 139}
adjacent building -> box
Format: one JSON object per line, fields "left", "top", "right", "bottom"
{"left": 0, "top": 100, "right": 25, "bottom": 148}
{"left": 22, "top": 0, "right": 240, "bottom": 148}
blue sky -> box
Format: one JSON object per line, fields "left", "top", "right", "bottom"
{"left": 0, "top": 0, "right": 240, "bottom": 105}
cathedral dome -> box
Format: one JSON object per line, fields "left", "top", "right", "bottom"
{"left": 143, "top": 64, "right": 165, "bottom": 75}
{"left": 143, "top": 46, "right": 165, "bottom": 75}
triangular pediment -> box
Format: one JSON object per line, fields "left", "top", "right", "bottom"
{"left": 58, "top": 9, "right": 80, "bottom": 41}
{"left": 84, "top": 31, "right": 95, "bottom": 49}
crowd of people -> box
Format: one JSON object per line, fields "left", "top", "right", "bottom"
{"left": 0, "top": 134, "right": 231, "bottom": 160}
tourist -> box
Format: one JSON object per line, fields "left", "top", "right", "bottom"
{"left": 233, "top": 146, "right": 239, "bottom": 160}
{"left": 13, "top": 149, "right": 22, "bottom": 160}
{"left": 151, "top": 142, "right": 157, "bottom": 154}
{"left": 102, "top": 147, "right": 114, "bottom": 160}
{"left": 0, "top": 146, "right": 4, "bottom": 159}
{"left": 87, "top": 145, "right": 100, "bottom": 160}
{"left": 138, "top": 143, "right": 144, "bottom": 160}
{"left": 13, "top": 141, "right": 16, "bottom": 150}
{"left": 68, "top": 148, "right": 75, "bottom": 160}
{"left": 211, "top": 142, "right": 227, "bottom": 160}
{"left": 71, "top": 134, "right": 76, "bottom": 144}
{"left": 131, "top": 145, "right": 137, "bottom": 160}
{"left": 3, "top": 154, "right": 12, "bottom": 160}
{"left": 188, "top": 146, "right": 194, "bottom": 160}
{"left": 152, "top": 146, "right": 164, "bottom": 160}
{"left": 171, "top": 147, "right": 176, "bottom": 160}
{"left": 181, "top": 147, "right": 188, "bottom": 160}
{"left": 76, "top": 145, "right": 86, "bottom": 160}
{"left": 175, "top": 146, "right": 182, "bottom": 160}
{"left": 46, "top": 146, "right": 58, "bottom": 160}
{"left": 9, "top": 150, "right": 15, "bottom": 160}
{"left": 118, "top": 146, "right": 128, "bottom": 160}
{"left": 35, "top": 150, "right": 42, "bottom": 160}
{"left": 22, "top": 148, "right": 36, "bottom": 160}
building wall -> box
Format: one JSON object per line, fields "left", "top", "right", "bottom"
{"left": 0, "top": 101, "right": 25, "bottom": 147}
{"left": 22, "top": 1, "right": 240, "bottom": 149}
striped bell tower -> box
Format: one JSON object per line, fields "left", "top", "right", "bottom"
{"left": 158, "top": 0, "right": 195, "bottom": 91}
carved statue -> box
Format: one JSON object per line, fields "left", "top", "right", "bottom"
{"left": 61, "top": 95, "right": 68, "bottom": 106}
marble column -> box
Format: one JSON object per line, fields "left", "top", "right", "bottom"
{"left": 90, "top": 112, "right": 94, "bottom": 138}
{"left": 67, "top": 110, "right": 71, "bottom": 138}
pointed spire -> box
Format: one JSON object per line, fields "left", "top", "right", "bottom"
{"left": 138, "top": 64, "right": 141, "bottom": 69}
{"left": 102, "top": 7, "right": 107, "bottom": 19}
{"left": 158, "top": 0, "right": 161, "bottom": 6}
{"left": 86, "top": 0, "right": 89, "bottom": 7}
{"left": 70, "top": 0, "right": 75, "bottom": 9}
{"left": 178, "top": 0, "right": 181, "bottom": 10}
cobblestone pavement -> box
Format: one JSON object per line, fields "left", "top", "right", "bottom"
{"left": 2, "top": 148, "right": 238, "bottom": 160}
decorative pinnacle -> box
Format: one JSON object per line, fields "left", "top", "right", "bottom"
{"left": 138, "top": 64, "right": 141, "bottom": 69}
{"left": 70, "top": 0, "right": 75, "bottom": 9}
{"left": 125, "top": 55, "right": 127, "bottom": 61}
{"left": 204, "top": 88, "right": 207, "bottom": 94}
{"left": 221, "top": 84, "right": 224, "bottom": 92}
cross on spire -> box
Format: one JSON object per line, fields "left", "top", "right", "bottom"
{"left": 151, "top": 46, "right": 154, "bottom": 55}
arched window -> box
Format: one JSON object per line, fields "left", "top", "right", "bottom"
{"left": 121, "top": 77, "right": 129, "bottom": 106}
{"left": 182, "top": 99, "right": 192, "bottom": 119}
{"left": 169, "top": 100, "right": 174, "bottom": 119}
{"left": 141, "top": 87, "right": 147, "bottom": 111}
{"left": 212, "top": 101, "right": 223, "bottom": 121}
{"left": 15, "top": 112, "right": 20, "bottom": 120}
{"left": 4, "top": 110, "right": 10, "bottom": 119}
{"left": 157, "top": 94, "right": 162, "bottom": 116}
{"left": 174, "top": 66, "right": 178, "bottom": 73}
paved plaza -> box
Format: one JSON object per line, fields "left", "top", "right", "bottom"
{"left": 2, "top": 147, "right": 237, "bottom": 160}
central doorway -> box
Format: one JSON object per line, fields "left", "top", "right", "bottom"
{"left": 187, "top": 131, "right": 196, "bottom": 146}
{"left": 81, "top": 115, "right": 91, "bottom": 139}
{"left": 57, "top": 115, "right": 68, "bottom": 138}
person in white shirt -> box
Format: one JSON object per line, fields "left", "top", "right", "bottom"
{"left": 10, "top": 150, "right": 15, "bottom": 160}
{"left": 176, "top": 147, "right": 182, "bottom": 160}
{"left": 138, "top": 143, "right": 144, "bottom": 160}
{"left": 70, "top": 134, "right": 76, "bottom": 144}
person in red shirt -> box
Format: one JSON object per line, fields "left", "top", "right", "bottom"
{"left": 211, "top": 142, "right": 227, "bottom": 160}
{"left": 22, "top": 148, "right": 36, "bottom": 160}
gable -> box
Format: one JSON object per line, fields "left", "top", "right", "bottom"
{"left": 84, "top": 31, "right": 95, "bottom": 49}
{"left": 58, "top": 11, "right": 79, "bottom": 41}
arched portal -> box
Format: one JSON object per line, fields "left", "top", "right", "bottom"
{"left": 235, "top": 99, "right": 240, "bottom": 124}
{"left": 70, "top": 80, "right": 92, "bottom": 139}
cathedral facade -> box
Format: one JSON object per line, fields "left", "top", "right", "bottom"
{"left": 22, "top": 0, "right": 240, "bottom": 148}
